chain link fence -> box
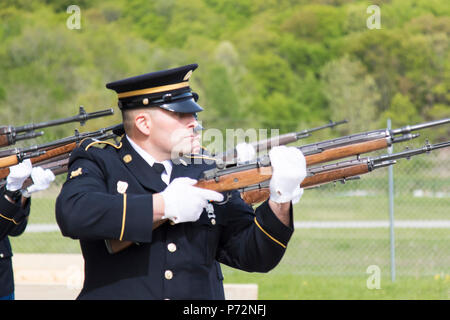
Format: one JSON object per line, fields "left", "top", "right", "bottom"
{"left": 8, "top": 134, "right": 450, "bottom": 279}
{"left": 278, "top": 140, "right": 450, "bottom": 279}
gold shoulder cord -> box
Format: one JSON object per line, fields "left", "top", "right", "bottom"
{"left": 85, "top": 139, "right": 123, "bottom": 151}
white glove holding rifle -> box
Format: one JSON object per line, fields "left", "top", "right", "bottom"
{"left": 161, "top": 177, "right": 224, "bottom": 224}
{"left": 6, "top": 159, "right": 33, "bottom": 191}
{"left": 269, "top": 146, "right": 306, "bottom": 204}
{"left": 23, "top": 166, "right": 55, "bottom": 196}
{"left": 236, "top": 142, "right": 256, "bottom": 163}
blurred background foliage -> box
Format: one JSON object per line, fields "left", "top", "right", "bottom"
{"left": 0, "top": 0, "right": 449, "bottom": 141}
{"left": 2, "top": 1, "right": 449, "bottom": 297}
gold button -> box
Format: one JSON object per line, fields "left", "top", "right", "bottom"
{"left": 211, "top": 219, "right": 216, "bottom": 225}
{"left": 167, "top": 243, "right": 177, "bottom": 253}
{"left": 123, "top": 154, "right": 132, "bottom": 163}
{"left": 164, "top": 270, "right": 173, "bottom": 280}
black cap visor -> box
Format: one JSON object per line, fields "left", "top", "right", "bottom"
{"left": 159, "top": 98, "right": 203, "bottom": 113}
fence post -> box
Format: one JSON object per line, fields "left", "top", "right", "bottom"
{"left": 387, "top": 118, "right": 396, "bottom": 282}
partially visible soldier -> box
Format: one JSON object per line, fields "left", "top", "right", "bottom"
{"left": 0, "top": 159, "right": 55, "bottom": 300}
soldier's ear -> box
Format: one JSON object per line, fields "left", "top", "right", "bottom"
{"left": 134, "top": 111, "right": 152, "bottom": 136}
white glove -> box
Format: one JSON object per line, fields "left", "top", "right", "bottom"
{"left": 26, "top": 167, "right": 55, "bottom": 194}
{"left": 161, "top": 177, "right": 224, "bottom": 224}
{"left": 236, "top": 142, "right": 256, "bottom": 163}
{"left": 269, "top": 146, "right": 306, "bottom": 204}
{"left": 6, "top": 159, "right": 32, "bottom": 191}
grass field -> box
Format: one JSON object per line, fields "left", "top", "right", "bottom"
{"left": 9, "top": 173, "right": 450, "bottom": 299}
{"left": 220, "top": 268, "right": 450, "bottom": 299}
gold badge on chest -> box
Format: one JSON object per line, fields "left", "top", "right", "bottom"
{"left": 117, "top": 181, "right": 129, "bottom": 194}
{"left": 70, "top": 167, "right": 83, "bottom": 179}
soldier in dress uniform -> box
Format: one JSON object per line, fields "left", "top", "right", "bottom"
{"left": 55, "top": 64, "right": 307, "bottom": 300}
{"left": 0, "top": 160, "right": 55, "bottom": 300}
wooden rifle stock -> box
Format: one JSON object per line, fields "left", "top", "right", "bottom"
{"left": 305, "top": 138, "right": 388, "bottom": 165}
{"left": 105, "top": 139, "right": 388, "bottom": 254}
{"left": 107, "top": 163, "right": 370, "bottom": 254}
{"left": 106, "top": 167, "right": 274, "bottom": 254}
{"left": 104, "top": 120, "right": 450, "bottom": 254}
{"left": 0, "top": 155, "right": 21, "bottom": 169}
{"left": 240, "top": 189, "right": 271, "bottom": 205}
{"left": 207, "top": 138, "right": 388, "bottom": 202}
{"left": 19, "top": 157, "right": 70, "bottom": 189}
{"left": 240, "top": 163, "right": 369, "bottom": 205}
{"left": 194, "top": 166, "right": 273, "bottom": 191}
{"left": 30, "top": 142, "right": 76, "bottom": 164}
{"left": 0, "top": 142, "right": 77, "bottom": 180}
{"left": 0, "top": 135, "right": 9, "bottom": 148}
{"left": 106, "top": 219, "right": 167, "bottom": 254}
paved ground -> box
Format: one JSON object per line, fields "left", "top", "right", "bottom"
{"left": 12, "top": 253, "right": 83, "bottom": 300}
{"left": 12, "top": 254, "right": 257, "bottom": 300}
{"left": 15, "top": 284, "right": 79, "bottom": 300}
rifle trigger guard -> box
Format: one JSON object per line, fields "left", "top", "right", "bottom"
{"left": 215, "top": 191, "right": 232, "bottom": 205}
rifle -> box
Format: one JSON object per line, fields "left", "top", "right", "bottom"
{"left": 0, "top": 106, "right": 114, "bottom": 147}
{"left": 0, "top": 124, "right": 121, "bottom": 169}
{"left": 212, "top": 118, "right": 449, "bottom": 171}
{"left": 192, "top": 118, "right": 449, "bottom": 193}
{"left": 214, "top": 120, "right": 348, "bottom": 163}
{"left": 106, "top": 139, "right": 449, "bottom": 254}
{"left": 0, "top": 156, "right": 71, "bottom": 191}
{"left": 104, "top": 117, "right": 449, "bottom": 254}
{"left": 240, "top": 140, "right": 450, "bottom": 204}
{"left": 295, "top": 118, "right": 449, "bottom": 166}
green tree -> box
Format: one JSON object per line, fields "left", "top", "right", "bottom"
{"left": 321, "top": 56, "right": 380, "bottom": 134}
{"left": 380, "top": 93, "right": 420, "bottom": 128}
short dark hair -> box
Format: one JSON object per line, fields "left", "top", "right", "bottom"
{"left": 121, "top": 108, "right": 156, "bottom": 134}
{"left": 121, "top": 109, "right": 134, "bottom": 133}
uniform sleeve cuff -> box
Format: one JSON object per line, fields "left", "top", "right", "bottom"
{"left": 0, "top": 193, "right": 29, "bottom": 225}
{"left": 119, "top": 193, "right": 155, "bottom": 243}
{"left": 254, "top": 200, "right": 294, "bottom": 249}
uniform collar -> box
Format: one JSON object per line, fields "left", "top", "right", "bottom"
{"left": 126, "top": 135, "right": 172, "bottom": 178}
{"left": 119, "top": 136, "right": 214, "bottom": 188}
{"left": 118, "top": 137, "right": 168, "bottom": 192}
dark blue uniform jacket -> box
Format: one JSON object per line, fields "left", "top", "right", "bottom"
{"left": 55, "top": 137, "right": 294, "bottom": 300}
{"left": 0, "top": 189, "right": 30, "bottom": 297}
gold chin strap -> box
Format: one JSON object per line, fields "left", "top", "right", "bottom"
{"left": 188, "top": 154, "right": 218, "bottom": 162}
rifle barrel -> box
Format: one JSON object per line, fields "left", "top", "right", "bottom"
{"left": 13, "top": 107, "right": 114, "bottom": 133}
{"left": 372, "top": 141, "right": 450, "bottom": 166}
{"left": 296, "top": 119, "right": 348, "bottom": 137}
{"left": 391, "top": 118, "right": 450, "bottom": 135}
{"left": 15, "top": 130, "right": 44, "bottom": 142}
{"left": 216, "top": 119, "right": 348, "bottom": 162}
{"left": 0, "top": 125, "right": 118, "bottom": 165}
